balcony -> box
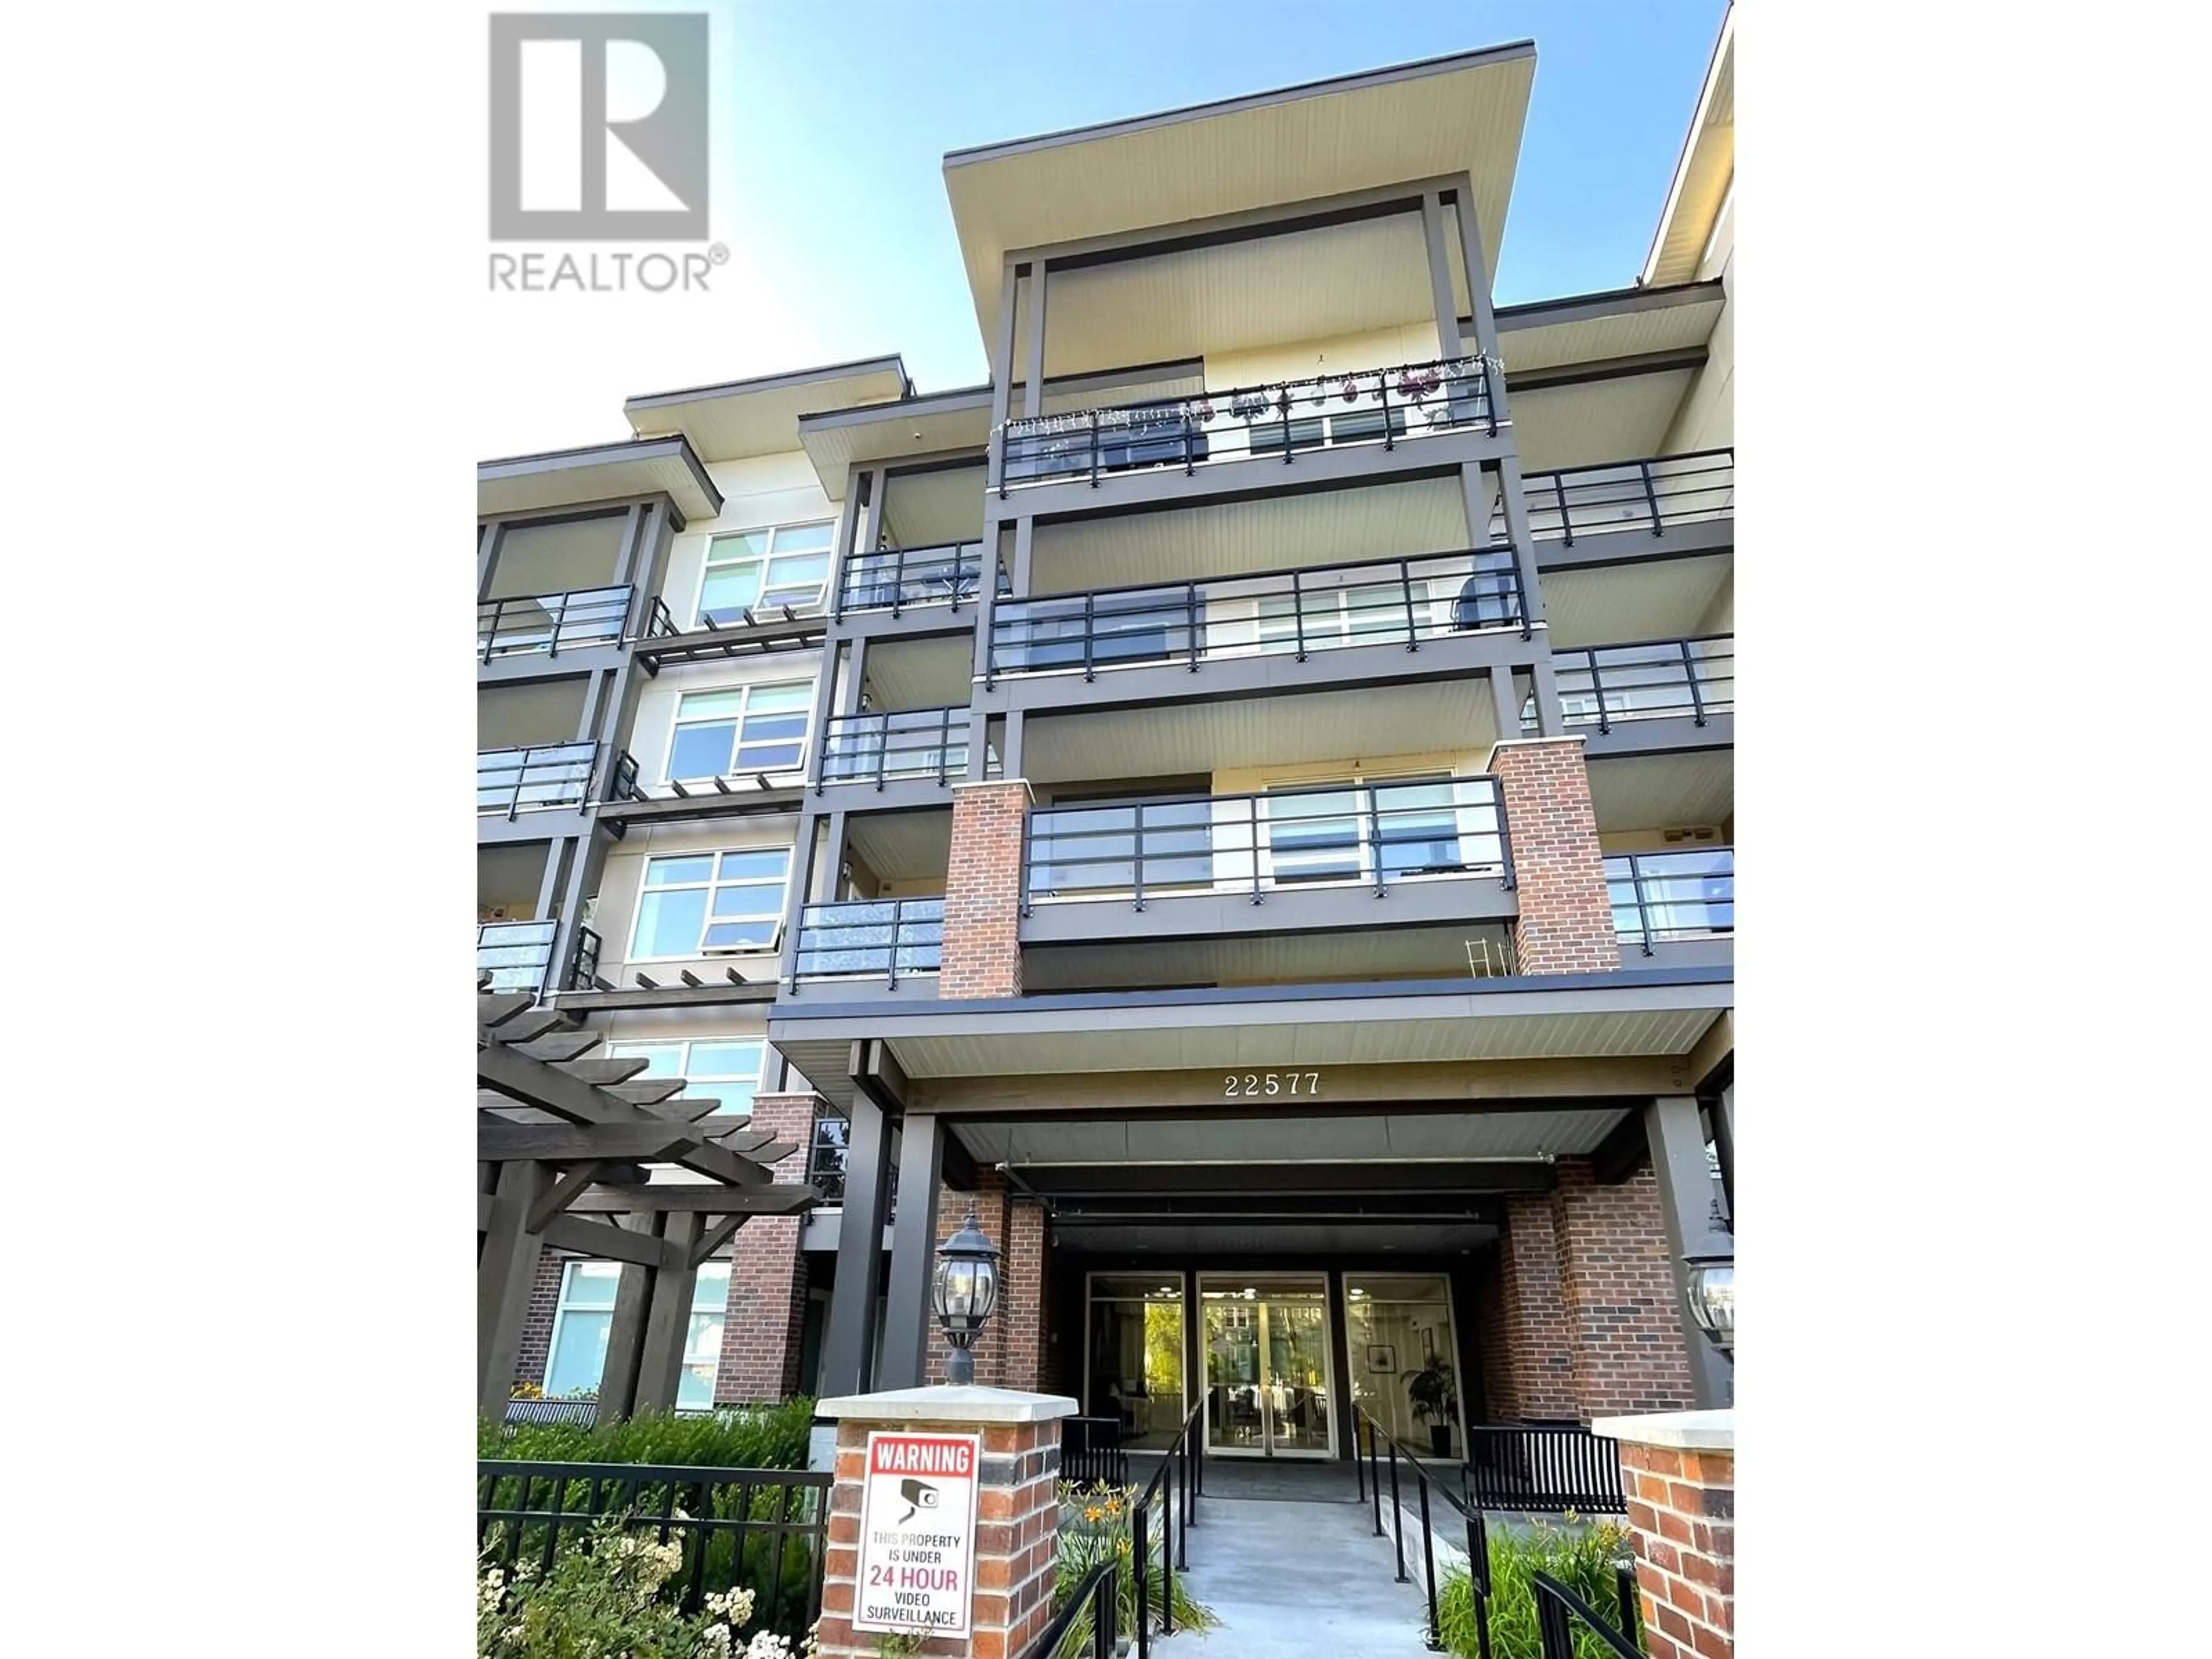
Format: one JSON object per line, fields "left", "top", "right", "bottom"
{"left": 1606, "top": 849, "right": 1733, "bottom": 965}
{"left": 477, "top": 919, "right": 604, "bottom": 998}
{"left": 477, "top": 585, "right": 643, "bottom": 667}
{"left": 813, "top": 707, "right": 980, "bottom": 802}
{"left": 835, "top": 540, "right": 1006, "bottom": 622}
{"left": 478, "top": 742, "right": 602, "bottom": 835}
{"left": 1547, "top": 634, "right": 1734, "bottom": 757}
{"left": 1019, "top": 778, "right": 1516, "bottom": 960}
{"left": 994, "top": 356, "right": 1503, "bottom": 513}
{"left": 1510, "top": 450, "right": 1733, "bottom": 563}
{"left": 789, "top": 898, "right": 944, "bottom": 995}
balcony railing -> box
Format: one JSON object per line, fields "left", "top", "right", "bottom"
{"left": 476, "top": 920, "right": 603, "bottom": 997}
{"left": 1551, "top": 635, "right": 1734, "bottom": 733}
{"left": 997, "top": 355, "right": 1500, "bottom": 495}
{"left": 478, "top": 585, "right": 637, "bottom": 662}
{"left": 814, "top": 708, "right": 968, "bottom": 790}
{"left": 790, "top": 897, "right": 945, "bottom": 987}
{"left": 1505, "top": 449, "right": 1734, "bottom": 544}
{"left": 984, "top": 550, "right": 1525, "bottom": 685}
{"left": 1605, "top": 850, "right": 1733, "bottom": 956}
{"left": 478, "top": 741, "right": 599, "bottom": 819}
{"left": 1024, "top": 778, "right": 1510, "bottom": 909}
{"left": 836, "top": 540, "right": 1005, "bottom": 620}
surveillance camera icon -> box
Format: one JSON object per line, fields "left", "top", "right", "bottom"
{"left": 896, "top": 1478, "right": 941, "bottom": 1524}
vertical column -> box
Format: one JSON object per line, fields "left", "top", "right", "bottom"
{"left": 941, "top": 779, "right": 1032, "bottom": 999}
{"left": 984, "top": 257, "right": 1020, "bottom": 497}
{"left": 817, "top": 1084, "right": 893, "bottom": 1399}
{"left": 1020, "top": 262, "right": 1048, "bottom": 421}
{"left": 877, "top": 1112, "right": 948, "bottom": 1390}
{"left": 1594, "top": 1411, "right": 1735, "bottom": 1659}
{"left": 720, "top": 1092, "right": 820, "bottom": 1402}
{"left": 1708, "top": 1083, "right": 1735, "bottom": 1220}
{"left": 632, "top": 1212, "right": 702, "bottom": 1414}
{"left": 1419, "top": 191, "right": 1463, "bottom": 359}
{"left": 1552, "top": 1158, "right": 1697, "bottom": 1416}
{"left": 1488, "top": 736, "right": 1620, "bottom": 974}
{"left": 1644, "top": 1097, "right": 1733, "bottom": 1408}
{"left": 479, "top": 1160, "right": 553, "bottom": 1419}
{"left": 598, "top": 1217, "right": 661, "bottom": 1418}
{"left": 1486, "top": 1192, "right": 1578, "bottom": 1421}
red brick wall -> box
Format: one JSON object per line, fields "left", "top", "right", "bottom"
{"left": 1553, "top": 1159, "right": 1697, "bottom": 1416}
{"left": 512, "top": 1250, "right": 569, "bottom": 1393}
{"left": 923, "top": 1168, "right": 1050, "bottom": 1391}
{"left": 719, "top": 1092, "right": 819, "bottom": 1403}
{"left": 1482, "top": 1195, "right": 1578, "bottom": 1419}
{"left": 1488, "top": 737, "right": 1621, "bottom": 975}
{"left": 941, "top": 780, "right": 1031, "bottom": 999}
{"left": 1620, "top": 1441, "right": 1734, "bottom": 1659}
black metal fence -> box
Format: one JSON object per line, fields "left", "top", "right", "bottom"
{"left": 998, "top": 355, "right": 1499, "bottom": 494}
{"left": 1533, "top": 1571, "right": 1643, "bottom": 1659}
{"left": 1060, "top": 1416, "right": 1131, "bottom": 1489}
{"left": 478, "top": 741, "right": 600, "bottom": 818}
{"left": 1022, "top": 1560, "right": 1120, "bottom": 1659}
{"left": 1508, "top": 449, "right": 1734, "bottom": 543}
{"left": 1554, "top": 635, "right": 1734, "bottom": 733}
{"left": 815, "top": 707, "right": 968, "bottom": 789}
{"left": 503, "top": 1398, "right": 600, "bottom": 1427}
{"left": 479, "top": 585, "right": 637, "bottom": 662}
{"left": 1024, "top": 778, "right": 1510, "bottom": 910}
{"left": 789, "top": 897, "right": 944, "bottom": 988}
{"left": 1604, "top": 850, "right": 1734, "bottom": 955}
{"left": 1465, "top": 1424, "right": 1628, "bottom": 1513}
{"left": 985, "top": 548, "right": 1525, "bottom": 684}
{"left": 1129, "top": 1399, "right": 1205, "bottom": 1659}
{"left": 476, "top": 1460, "right": 829, "bottom": 1638}
{"left": 476, "top": 921, "right": 602, "bottom": 997}
{"left": 837, "top": 539, "right": 1001, "bottom": 618}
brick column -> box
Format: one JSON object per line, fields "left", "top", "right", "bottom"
{"left": 815, "top": 1387, "right": 1077, "bottom": 1659}
{"left": 1552, "top": 1160, "right": 1696, "bottom": 1416}
{"left": 719, "top": 1092, "right": 819, "bottom": 1403}
{"left": 512, "top": 1250, "right": 567, "bottom": 1395}
{"left": 1487, "top": 736, "right": 1620, "bottom": 975}
{"left": 941, "top": 779, "right": 1032, "bottom": 999}
{"left": 925, "top": 1170, "right": 1050, "bottom": 1392}
{"left": 1594, "top": 1411, "right": 1734, "bottom": 1659}
{"left": 1483, "top": 1195, "right": 1578, "bottom": 1419}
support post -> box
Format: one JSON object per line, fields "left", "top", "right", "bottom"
{"left": 816, "top": 1088, "right": 893, "bottom": 1399}
{"left": 1643, "top": 1097, "right": 1733, "bottom": 1408}
{"left": 1709, "top": 1084, "right": 1735, "bottom": 1221}
{"left": 632, "top": 1212, "right": 702, "bottom": 1413}
{"left": 478, "top": 1160, "right": 552, "bottom": 1420}
{"left": 876, "top": 1112, "right": 948, "bottom": 1389}
{"left": 985, "top": 257, "right": 1020, "bottom": 496}
{"left": 596, "top": 1215, "right": 658, "bottom": 1420}
{"left": 1021, "top": 260, "right": 1049, "bottom": 421}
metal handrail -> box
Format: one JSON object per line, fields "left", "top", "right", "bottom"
{"left": 1354, "top": 1406, "right": 1483, "bottom": 1653}
{"left": 997, "top": 354, "right": 1500, "bottom": 495}
{"left": 789, "top": 897, "right": 945, "bottom": 989}
{"left": 1024, "top": 778, "right": 1510, "bottom": 912}
{"left": 835, "top": 539, "right": 1005, "bottom": 619}
{"left": 1021, "top": 1560, "right": 1119, "bottom": 1659}
{"left": 1604, "top": 849, "right": 1734, "bottom": 957}
{"left": 986, "top": 548, "right": 1527, "bottom": 683}
{"left": 1464, "top": 1423, "right": 1628, "bottom": 1513}
{"left": 1532, "top": 1572, "right": 1642, "bottom": 1659}
{"left": 1130, "top": 1396, "right": 1206, "bottom": 1659}
{"left": 814, "top": 707, "right": 967, "bottom": 791}
{"left": 1504, "top": 448, "right": 1734, "bottom": 544}
{"left": 478, "top": 585, "right": 635, "bottom": 662}
{"left": 1551, "top": 634, "right": 1734, "bottom": 734}
{"left": 477, "top": 741, "right": 599, "bottom": 819}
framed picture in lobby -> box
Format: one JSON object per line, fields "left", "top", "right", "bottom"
{"left": 1365, "top": 1343, "right": 1396, "bottom": 1373}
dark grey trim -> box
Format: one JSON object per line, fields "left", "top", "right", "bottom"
{"left": 1579, "top": 712, "right": 1734, "bottom": 760}
{"left": 1589, "top": 1112, "right": 1652, "bottom": 1185}
{"left": 817, "top": 1083, "right": 893, "bottom": 1397}
{"left": 552, "top": 981, "right": 778, "bottom": 1012}
{"left": 477, "top": 435, "right": 724, "bottom": 523}
{"left": 1496, "top": 279, "right": 1725, "bottom": 335}
{"left": 594, "top": 787, "right": 806, "bottom": 828}
{"left": 1643, "top": 1096, "right": 1732, "bottom": 1408}
{"left": 941, "top": 40, "right": 1535, "bottom": 168}
{"left": 623, "top": 353, "right": 911, "bottom": 415}
{"left": 1533, "top": 515, "right": 1732, "bottom": 570}
{"left": 1019, "top": 876, "right": 1516, "bottom": 948}
{"left": 800, "top": 385, "right": 993, "bottom": 434}
{"left": 1010, "top": 1161, "right": 1553, "bottom": 1198}
{"left": 1509, "top": 349, "right": 1706, "bottom": 395}
{"left": 875, "top": 1112, "right": 949, "bottom": 1391}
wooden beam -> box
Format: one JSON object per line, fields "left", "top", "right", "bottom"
{"left": 510, "top": 1031, "right": 601, "bottom": 1063}
{"left": 478, "top": 1122, "right": 707, "bottom": 1162}
{"left": 570, "top": 1184, "right": 817, "bottom": 1215}
{"left": 540, "top": 1212, "right": 683, "bottom": 1267}
{"left": 478, "top": 1191, "right": 494, "bottom": 1232}
{"left": 1684, "top": 1010, "right": 1734, "bottom": 1093}
{"left": 485, "top": 1008, "right": 571, "bottom": 1044}
{"left": 558, "top": 1056, "right": 652, "bottom": 1086}
{"left": 668, "top": 1099, "right": 735, "bottom": 1123}
{"left": 690, "top": 1214, "right": 748, "bottom": 1267}
{"left": 608, "top": 1078, "right": 687, "bottom": 1105}
{"left": 476, "top": 1041, "right": 766, "bottom": 1187}
{"left": 476, "top": 991, "right": 537, "bottom": 1028}
{"left": 527, "top": 1160, "right": 605, "bottom": 1230}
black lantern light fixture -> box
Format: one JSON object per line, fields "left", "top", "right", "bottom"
{"left": 1681, "top": 1199, "right": 1734, "bottom": 1361}
{"left": 931, "top": 1209, "right": 1000, "bottom": 1385}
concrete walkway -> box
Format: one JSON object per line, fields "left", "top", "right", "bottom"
{"left": 1146, "top": 1481, "right": 1441, "bottom": 1656}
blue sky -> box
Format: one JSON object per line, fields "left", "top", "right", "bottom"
{"left": 725, "top": 1, "right": 1726, "bottom": 393}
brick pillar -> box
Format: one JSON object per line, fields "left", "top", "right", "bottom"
{"left": 816, "top": 1389, "right": 1076, "bottom": 1659}
{"left": 941, "top": 779, "right": 1031, "bottom": 999}
{"left": 1487, "top": 736, "right": 1620, "bottom": 975}
{"left": 1552, "top": 1159, "right": 1696, "bottom": 1417}
{"left": 719, "top": 1092, "right": 819, "bottom": 1403}
{"left": 1485, "top": 1194, "right": 1578, "bottom": 1419}
{"left": 1594, "top": 1412, "right": 1734, "bottom": 1659}
{"left": 925, "top": 1169, "right": 1049, "bottom": 1392}
{"left": 512, "top": 1250, "right": 567, "bottom": 1394}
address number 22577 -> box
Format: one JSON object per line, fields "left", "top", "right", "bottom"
{"left": 1224, "top": 1073, "right": 1321, "bottom": 1097}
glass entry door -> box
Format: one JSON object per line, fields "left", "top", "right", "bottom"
{"left": 1199, "top": 1277, "right": 1336, "bottom": 1459}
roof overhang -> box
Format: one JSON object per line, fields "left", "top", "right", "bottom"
{"left": 1494, "top": 279, "right": 1725, "bottom": 374}
{"left": 797, "top": 387, "right": 995, "bottom": 501}
{"left": 478, "top": 435, "right": 722, "bottom": 526}
{"left": 1642, "top": 6, "right": 1734, "bottom": 286}
{"left": 624, "top": 355, "right": 912, "bottom": 464}
{"left": 942, "top": 42, "right": 1537, "bottom": 361}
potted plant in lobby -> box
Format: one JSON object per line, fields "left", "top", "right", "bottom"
{"left": 1406, "top": 1361, "right": 1457, "bottom": 1460}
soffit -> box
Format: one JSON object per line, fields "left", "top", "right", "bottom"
{"left": 624, "top": 359, "right": 910, "bottom": 464}
{"left": 881, "top": 465, "right": 988, "bottom": 547}
{"left": 1509, "top": 372, "right": 1697, "bottom": 473}
{"left": 1643, "top": 12, "right": 1735, "bottom": 286}
{"left": 957, "top": 1108, "right": 1620, "bottom": 1165}
{"left": 1497, "top": 287, "right": 1724, "bottom": 375}
{"left": 478, "top": 438, "right": 721, "bottom": 524}
{"left": 842, "top": 809, "right": 952, "bottom": 887}
{"left": 861, "top": 632, "right": 975, "bottom": 711}
{"left": 1588, "top": 752, "right": 1736, "bottom": 835}
{"left": 1540, "top": 556, "right": 1732, "bottom": 650}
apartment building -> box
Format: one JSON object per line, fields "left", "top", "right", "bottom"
{"left": 479, "top": 24, "right": 1736, "bottom": 1457}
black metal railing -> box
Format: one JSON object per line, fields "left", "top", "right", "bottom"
{"left": 1025, "top": 778, "right": 1510, "bottom": 911}
{"left": 476, "top": 1460, "right": 830, "bottom": 1637}
{"left": 1605, "top": 849, "right": 1734, "bottom": 956}
{"left": 1465, "top": 1425, "right": 1628, "bottom": 1513}
{"left": 1533, "top": 1571, "right": 1643, "bottom": 1659}
{"left": 814, "top": 707, "right": 967, "bottom": 790}
{"left": 789, "top": 898, "right": 945, "bottom": 988}
{"left": 836, "top": 540, "right": 1003, "bottom": 619}
{"left": 1130, "top": 1397, "right": 1206, "bottom": 1659}
{"left": 503, "top": 1398, "right": 600, "bottom": 1427}
{"left": 605, "top": 749, "right": 645, "bottom": 803}
{"left": 1060, "top": 1417, "right": 1131, "bottom": 1489}
{"left": 1022, "top": 1561, "right": 1120, "bottom": 1659}
{"left": 1506, "top": 448, "right": 1734, "bottom": 543}
{"left": 1551, "top": 635, "right": 1734, "bottom": 733}
{"left": 985, "top": 548, "right": 1526, "bottom": 684}
{"left": 806, "top": 1110, "right": 849, "bottom": 1202}
{"left": 476, "top": 920, "right": 601, "bottom": 997}
{"left": 998, "top": 354, "right": 1500, "bottom": 495}
{"left": 479, "top": 585, "right": 636, "bottom": 662}
{"left": 479, "top": 741, "right": 599, "bottom": 818}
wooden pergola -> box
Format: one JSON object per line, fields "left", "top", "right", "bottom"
{"left": 477, "top": 982, "right": 821, "bottom": 1419}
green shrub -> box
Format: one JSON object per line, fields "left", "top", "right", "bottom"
{"left": 1434, "top": 1516, "right": 1634, "bottom": 1659}
{"left": 479, "top": 1400, "right": 816, "bottom": 1469}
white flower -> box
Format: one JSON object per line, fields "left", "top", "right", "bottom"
{"left": 741, "top": 1635, "right": 792, "bottom": 1659}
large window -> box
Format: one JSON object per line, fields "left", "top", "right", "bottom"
{"left": 544, "top": 1260, "right": 621, "bottom": 1397}
{"left": 1343, "top": 1274, "right": 1463, "bottom": 1459}
{"left": 630, "top": 849, "right": 792, "bottom": 959}
{"left": 603, "top": 1037, "right": 764, "bottom": 1118}
{"left": 1085, "top": 1275, "right": 1187, "bottom": 1453}
{"left": 680, "top": 1263, "right": 730, "bottom": 1411}
{"left": 666, "top": 683, "right": 814, "bottom": 782}
{"left": 696, "top": 523, "right": 835, "bottom": 623}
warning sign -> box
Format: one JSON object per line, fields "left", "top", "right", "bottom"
{"left": 851, "top": 1431, "right": 983, "bottom": 1637}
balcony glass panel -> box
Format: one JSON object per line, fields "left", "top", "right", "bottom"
{"left": 1605, "top": 849, "right": 1734, "bottom": 952}
{"left": 792, "top": 898, "right": 945, "bottom": 982}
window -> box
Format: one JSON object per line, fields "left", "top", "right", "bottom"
{"left": 666, "top": 683, "right": 814, "bottom": 782}
{"left": 680, "top": 1263, "right": 730, "bottom": 1411}
{"left": 603, "top": 1037, "right": 764, "bottom": 1119}
{"left": 696, "top": 522, "right": 835, "bottom": 623}
{"left": 630, "top": 848, "right": 792, "bottom": 958}
{"left": 544, "top": 1260, "right": 621, "bottom": 1398}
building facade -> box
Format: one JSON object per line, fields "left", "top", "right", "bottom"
{"left": 480, "top": 27, "right": 1737, "bottom": 1457}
